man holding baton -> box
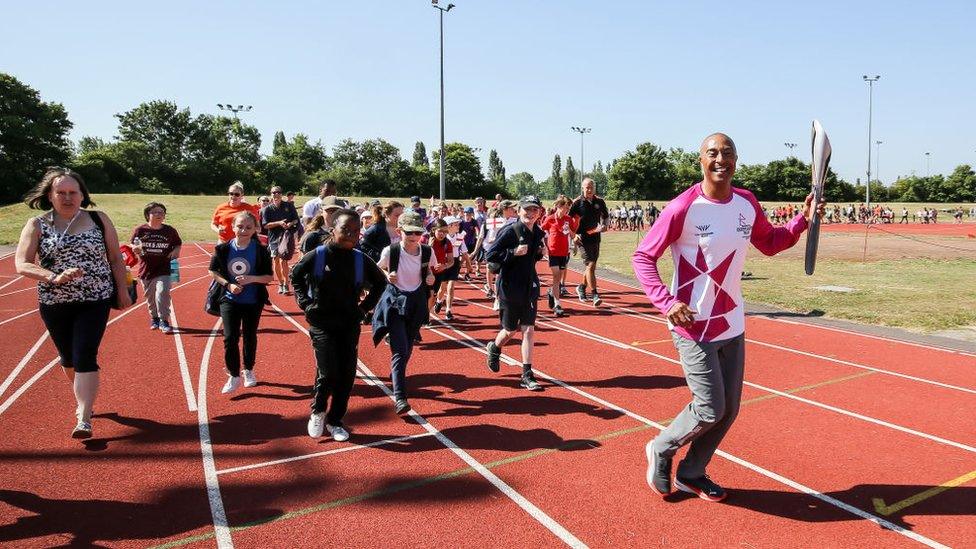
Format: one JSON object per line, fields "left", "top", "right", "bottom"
{"left": 633, "top": 133, "right": 825, "bottom": 501}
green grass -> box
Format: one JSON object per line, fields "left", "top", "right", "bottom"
{"left": 4, "top": 193, "right": 974, "bottom": 333}
{"left": 596, "top": 231, "right": 976, "bottom": 333}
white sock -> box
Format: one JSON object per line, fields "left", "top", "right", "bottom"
{"left": 73, "top": 372, "right": 99, "bottom": 423}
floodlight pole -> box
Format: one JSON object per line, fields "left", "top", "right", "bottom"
{"left": 433, "top": 1, "right": 455, "bottom": 200}
{"left": 784, "top": 142, "right": 797, "bottom": 157}
{"left": 875, "top": 140, "right": 883, "bottom": 184}
{"left": 216, "top": 104, "right": 253, "bottom": 120}
{"left": 863, "top": 75, "right": 880, "bottom": 212}
{"left": 571, "top": 126, "right": 591, "bottom": 186}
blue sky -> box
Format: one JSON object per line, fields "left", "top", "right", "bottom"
{"left": 3, "top": 1, "right": 974, "bottom": 187}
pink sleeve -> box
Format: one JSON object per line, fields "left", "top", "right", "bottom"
{"left": 632, "top": 200, "right": 687, "bottom": 315}
{"left": 744, "top": 191, "right": 808, "bottom": 256}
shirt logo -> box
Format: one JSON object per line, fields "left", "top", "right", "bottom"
{"left": 694, "top": 224, "right": 713, "bottom": 238}
{"left": 736, "top": 214, "right": 753, "bottom": 238}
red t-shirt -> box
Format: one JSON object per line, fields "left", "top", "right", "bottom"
{"left": 540, "top": 213, "right": 578, "bottom": 257}
{"left": 430, "top": 237, "right": 453, "bottom": 272}
{"left": 131, "top": 224, "right": 182, "bottom": 280}
{"left": 212, "top": 203, "right": 260, "bottom": 242}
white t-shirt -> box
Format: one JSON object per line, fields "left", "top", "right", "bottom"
{"left": 378, "top": 243, "right": 423, "bottom": 292}
{"left": 484, "top": 216, "right": 514, "bottom": 244}
{"left": 449, "top": 231, "right": 468, "bottom": 255}
{"left": 302, "top": 198, "right": 322, "bottom": 220}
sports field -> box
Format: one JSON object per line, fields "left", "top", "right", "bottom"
{"left": 0, "top": 248, "right": 973, "bottom": 547}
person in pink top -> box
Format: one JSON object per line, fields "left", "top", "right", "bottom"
{"left": 633, "top": 133, "right": 825, "bottom": 502}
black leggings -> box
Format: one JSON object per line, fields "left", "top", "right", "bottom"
{"left": 219, "top": 300, "right": 263, "bottom": 376}
{"left": 38, "top": 299, "right": 111, "bottom": 373}
{"left": 308, "top": 325, "right": 360, "bottom": 425}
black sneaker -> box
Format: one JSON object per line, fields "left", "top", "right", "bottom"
{"left": 520, "top": 372, "right": 543, "bottom": 391}
{"left": 394, "top": 398, "right": 411, "bottom": 414}
{"left": 592, "top": 292, "right": 603, "bottom": 307}
{"left": 645, "top": 442, "right": 672, "bottom": 496}
{"left": 674, "top": 474, "right": 727, "bottom": 502}
{"left": 445, "top": 311, "right": 454, "bottom": 321}
{"left": 553, "top": 305, "right": 566, "bottom": 317}
{"left": 486, "top": 341, "right": 501, "bottom": 373}
{"left": 559, "top": 285, "right": 568, "bottom": 297}
{"left": 434, "top": 300, "right": 444, "bottom": 313}
{"left": 547, "top": 290, "right": 555, "bottom": 309}
{"left": 576, "top": 284, "right": 587, "bottom": 302}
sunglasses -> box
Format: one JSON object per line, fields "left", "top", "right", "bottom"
{"left": 148, "top": 210, "right": 166, "bottom": 215}
{"left": 271, "top": 191, "right": 282, "bottom": 195}
{"left": 228, "top": 192, "right": 242, "bottom": 196}
{"left": 403, "top": 230, "right": 423, "bottom": 236}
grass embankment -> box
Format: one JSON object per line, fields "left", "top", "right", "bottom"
{"left": 597, "top": 231, "right": 976, "bottom": 333}
{"left": 3, "top": 194, "right": 974, "bottom": 332}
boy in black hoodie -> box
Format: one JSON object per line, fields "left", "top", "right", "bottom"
{"left": 291, "top": 209, "right": 387, "bottom": 441}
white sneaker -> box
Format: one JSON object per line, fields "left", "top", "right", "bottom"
{"left": 326, "top": 423, "right": 350, "bottom": 442}
{"left": 492, "top": 298, "right": 500, "bottom": 311}
{"left": 221, "top": 375, "right": 241, "bottom": 394}
{"left": 71, "top": 421, "right": 92, "bottom": 439}
{"left": 307, "top": 412, "right": 325, "bottom": 438}
{"left": 242, "top": 369, "right": 258, "bottom": 388}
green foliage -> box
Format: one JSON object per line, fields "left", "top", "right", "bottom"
{"left": 0, "top": 73, "right": 73, "bottom": 204}
{"left": 412, "top": 141, "right": 429, "bottom": 168}
{"left": 432, "top": 142, "right": 486, "bottom": 198}
{"left": 507, "top": 171, "right": 538, "bottom": 198}
{"left": 488, "top": 149, "right": 506, "bottom": 185}
{"left": 564, "top": 156, "right": 578, "bottom": 191}
{"left": 607, "top": 142, "right": 673, "bottom": 200}
{"left": 548, "top": 154, "right": 563, "bottom": 198}
{"left": 588, "top": 161, "right": 609, "bottom": 197}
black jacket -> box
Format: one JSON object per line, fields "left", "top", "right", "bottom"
{"left": 485, "top": 221, "right": 545, "bottom": 304}
{"left": 290, "top": 244, "right": 387, "bottom": 330}
{"left": 359, "top": 220, "right": 392, "bottom": 263}
{"left": 208, "top": 240, "right": 273, "bottom": 305}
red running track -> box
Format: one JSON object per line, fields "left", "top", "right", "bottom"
{"left": 0, "top": 245, "right": 972, "bottom": 548}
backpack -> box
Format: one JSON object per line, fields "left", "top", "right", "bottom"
{"left": 389, "top": 244, "right": 432, "bottom": 293}
{"left": 309, "top": 245, "right": 363, "bottom": 299}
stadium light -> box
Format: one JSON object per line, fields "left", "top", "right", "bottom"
{"left": 863, "top": 75, "right": 880, "bottom": 210}
{"left": 571, "top": 126, "right": 592, "bottom": 186}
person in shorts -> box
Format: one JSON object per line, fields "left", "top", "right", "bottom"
{"left": 570, "top": 178, "right": 610, "bottom": 306}
{"left": 539, "top": 196, "right": 577, "bottom": 316}
{"left": 484, "top": 195, "right": 547, "bottom": 391}
{"left": 260, "top": 185, "right": 300, "bottom": 294}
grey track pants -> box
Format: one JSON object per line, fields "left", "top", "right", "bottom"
{"left": 142, "top": 275, "right": 172, "bottom": 321}
{"left": 651, "top": 332, "right": 745, "bottom": 479}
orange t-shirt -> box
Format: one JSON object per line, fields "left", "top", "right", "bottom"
{"left": 212, "top": 203, "right": 261, "bottom": 242}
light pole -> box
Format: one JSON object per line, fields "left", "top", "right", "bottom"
{"left": 863, "top": 75, "right": 880, "bottom": 210}
{"left": 925, "top": 152, "right": 931, "bottom": 177}
{"left": 571, "top": 126, "right": 591, "bottom": 186}
{"left": 432, "top": 0, "right": 455, "bottom": 200}
{"left": 216, "top": 104, "right": 252, "bottom": 120}
{"left": 874, "top": 140, "right": 883, "bottom": 185}
{"left": 784, "top": 142, "right": 797, "bottom": 157}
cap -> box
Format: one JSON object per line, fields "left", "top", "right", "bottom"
{"left": 398, "top": 211, "right": 425, "bottom": 232}
{"left": 360, "top": 209, "right": 373, "bottom": 219}
{"left": 518, "top": 195, "right": 542, "bottom": 209}
{"left": 410, "top": 195, "right": 421, "bottom": 203}
{"left": 443, "top": 215, "right": 461, "bottom": 225}
{"left": 321, "top": 196, "right": 343, "bottom": 211}
{"left": 464, "top": 206, "right": 474, "bottom": 214}
{"left": 498, "top": 199, "right": 518, "bottom": 210}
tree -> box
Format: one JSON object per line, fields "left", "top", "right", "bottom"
{"left": 77, "top": 136, "right": 108, "bottom": 155}
{"left": 412, "top": 141, "right": 429, "bottom": 168}
{"left": 548, "top": 154, "right": 563, "bottom": 198}
{"left": 331, "top": 138, "right": 409, "bottom": 197}
{"left": 488, "top": 149, "right": 506, "bottom": 185}
{"left": 589, "top": 161, "right": 609, "bottom": 197}
{"left": 667, "top": 148, "right": 700, "bottom": 193}
{"left": 943, "top": 165, "right": 975, "bottom": 202}
{"left": 607, "top": 142, "right": 673, "bottom": 200}
{"left": 564, "top": 156, "right": 578, "bottom": 193}
{"left": 0, "top": 73, "right": 73, "bottom": 204}
{"left": 507, "top": 171, "right": 538, "bottom": 197}
{"left": 432, "top": 142, "right": 485, "bottom": 198}
{"left": 115, "top": 100, "right": 195, "bottom": 174}
{"left": 272, "top": 131, "right": 288, "bottom": 156}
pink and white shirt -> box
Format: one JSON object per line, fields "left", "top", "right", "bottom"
{"left": 633, "top": 183, "right": 808, "bottom": 342}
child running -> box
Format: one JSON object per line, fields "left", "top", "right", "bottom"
{"left": 428, "top": 218, "right": 458, "bottom": 321}
{"left": 539, "top": 197, "right": 577, "bottom": 316}
{"left": 371, "top": 211, "right": 435, "bottom": 414}
{"left": 291, "top": 209, "right": 387, "bottom": 442}
{"left": 484, "top": 196, "right": 547, "bottom": 392}
{"left": 471, "top": 200, "right": 517, "bottom": 301}
{"left": 130, "top": 201, "right": 182, "bottom": 333}
{"left": 208, "top": 211, "right": 273, "bottom": 393}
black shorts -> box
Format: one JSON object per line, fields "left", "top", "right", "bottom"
{"left": 548, "top": 255, "right": 569, "bottom": 269}
{"left": 498, "top": 299, "right": 537, "bottom": 331}
{"left": 580, "top": 240, "right": 600, "bottom": 264}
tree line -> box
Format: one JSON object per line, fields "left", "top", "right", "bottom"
{"left": 2, "top": 72, "right": 973, "bottom": 205}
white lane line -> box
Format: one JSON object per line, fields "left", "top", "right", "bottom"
{"left": 269, "top": 303, "right": 587, "bottom": 548}
{"left": 0, "top": 286, "right": 34, "bottom": 298}
{"left": 0, "top": 333, "right": 49, "bottom": 399}
{"left": 168, "top": 301, "right": 198, "bottom": 412}
{"left": 196, "top": 318, "right": 233, "bottom": 549}
{"left": 0, "top": 252, "right": 14, "bottom": 261}
{"left": 578, "top": 267, "right": 976, "bottom": 358}
{"left": 608, "top": 301, "right": 976, "bottom": 395}
{"left": 0, "top": 274, "right": 212, "bottom": 416}
{"left": 457, "top": 297, "right": 976, "bottom": 457}
{"left": 216, "top": 433, "right": 436, "bottom": 476}
{"left": 0, "top": 276, "right": 24, "bottom": 292}
{"left": 0, "top": 308, "right": 38, "bottom": 327}
{"left": 427, "top": 315, "right": 948, "bottom": 549}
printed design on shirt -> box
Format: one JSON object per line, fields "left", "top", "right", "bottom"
{"left": 736, "top": 213, "right": 753, "bottom": 238}
{"left": 674, "top": 245, "right": 737, "bottom": 341}
{"left": 694, "top": 224, "right": 713, "bottom": 238}
{"left": 229, "top": 257, "right": 251, "bottom": 276}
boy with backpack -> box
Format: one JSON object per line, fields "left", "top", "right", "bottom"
{"left": 371, "top": 211, "right": 435, "bottom": 414}
{"left": 290, "top": 209, "right": 387, "bottom": 441}
{"left": 484, "top": 196, "right": 547, "bottom": 391}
